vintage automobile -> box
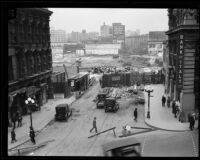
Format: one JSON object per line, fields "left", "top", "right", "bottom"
{"left": 96, "top": 93, "right": 107, "bottom": 109}
{"left": 55, "top": 104, "right": 72, "bottom": 121}
{"left": 104, "top": 98, "right": 119, "bottom": 113}
{"left": 139, "top": 84, "right": 145, "bottom": 91}
{"left": 102, "top": 137, "right": 141, "bottom": 157}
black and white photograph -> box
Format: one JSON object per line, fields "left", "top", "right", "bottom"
{"left": 6, "top": 7, "right": 199, "bottom": 157}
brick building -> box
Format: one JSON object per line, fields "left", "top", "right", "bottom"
{"left": 165, "top": 9, "right": 199, "bottom": 121}
{"left": 8, "top": 8, "right": 53, "bottom": 123}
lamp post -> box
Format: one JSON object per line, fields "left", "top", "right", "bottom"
{"left": 145, "top": 85, "right": 154, "bottom": 119}
{"left": 25, "top": 97, "right": 35, "bottom": 128}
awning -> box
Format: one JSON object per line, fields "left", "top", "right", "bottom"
{"left": 9, "top": 87, "right": 26, "bottom": 97}
{"left": 8, "top": 87, "right": 26, "bottom": 108}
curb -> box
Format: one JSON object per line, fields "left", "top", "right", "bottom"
{"left": 144, "top": 120, "right": 190, "bottom": 132}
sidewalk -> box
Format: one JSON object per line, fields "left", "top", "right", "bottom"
{"left": 8, "top": 94, "right": 76, "bottom": 151}
{"left": 144, "top": 84, "right": 198, "bottom": 132}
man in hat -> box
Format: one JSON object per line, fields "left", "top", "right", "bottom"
{"left": 133, "top": 108, "right": 138, "bottom": 122}
{"left": 90, "top": 117, "right": 98, "bottom": 134}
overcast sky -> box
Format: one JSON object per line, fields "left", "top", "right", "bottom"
{"left": 49, "top": 8, "right": 168, "bottom": 34}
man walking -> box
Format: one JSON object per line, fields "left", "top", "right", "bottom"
{"left": 11, "top": 128, "right": 17, "bottom": 143}
{"left": 167, "top": 96, "right": 171, "bottom": 108}
{"left": 133, "top": 108, "right": 138, "bottom": 122}
{"left": 90, "top": 117, "right": 98, "bottom": 133}
{"left": 29, "top": 126, "right": 36, "bottom": 144}
{"left": 17, "top": 111, "right": 22, "bottom": 127}
{"left": 162, "top": 95, "right": 166, "bottom": 107}
{"left": 172, "top": 100, "right": 176, "bottom": 114}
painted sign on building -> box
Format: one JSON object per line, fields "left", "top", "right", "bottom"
{"left": 177, "top": 34, "right": 184, "bottom": 89}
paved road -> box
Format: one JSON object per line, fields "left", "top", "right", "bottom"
{"left": 135, "top": 129, "right": 199, "bottom": 157}
{"left": 9, "top": 82, "right": 198, "bottom": 157}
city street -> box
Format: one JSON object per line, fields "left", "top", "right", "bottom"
{"left": 8, "top": 81, "right": 199, "bottom": 156}
{"left": 6, "top": 8, "right": 199, "bottom": 158}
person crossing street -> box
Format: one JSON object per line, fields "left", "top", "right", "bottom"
{"left": 17, "top": 111, "right": 22, "bottom": 127}
{"left": 90, "top": 117, "right": 98, "bottom": 134}
{"left": 133, "top": 108, "right": 138, "bottom": 122}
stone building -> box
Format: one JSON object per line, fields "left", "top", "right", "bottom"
{"left": 8, "top": 8, "right": 53, "bottom": 123}
{"left": 125, "top": 34, "right": 149, "bottom": 55}
{"left": 165, "top": 9, "right": 199, "bottom": 121}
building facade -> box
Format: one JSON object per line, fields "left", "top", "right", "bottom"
{"left": 125, "top": 34, "right": 149, "bottom": 55}
{"left": 8, "top": 8, "right": 53, "bottom": 123}
{"left": 165, "top": 8, "right": 199, "bottom": 121}
{"left": 112, "top": 23, "right": 125, "bottom": 48}
{"left": 50, "top": 29, "right": 67, "bottom": 62}
{"left": 100, "top": 22, "right": 112, "bottom": 37}
{"left": 148, "top": 31, "right": 167, "bottom": 56}
{"left": 50, "top": 29, "right": 67, "bottom": 43}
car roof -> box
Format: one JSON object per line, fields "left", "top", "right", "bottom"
{"left": 55, "top": 104, "right": 69, "bottom": 108}
{"left": 102, "top": 137, "right": 140, "bottom": 152}
{"left": 98, "top": 93, "right": 107, "bottom": 95}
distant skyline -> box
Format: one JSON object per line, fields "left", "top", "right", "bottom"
{"left": 49, "top": 8, "right": 168, "bottom": 34}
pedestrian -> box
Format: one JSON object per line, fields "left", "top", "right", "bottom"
{"left": 29, "top": 126, "right": 36, "bottom": 144}
{"left": 133, "top": 108, "right": 138, "bottom": 122}
{"left": 17, "top": 111, "right": 22, "bottom": 127}
{"left": 174, "top": 104, "right": 177, "bottom": 118}
{"left": 175, "top": 101, "right": 180, "bottom": 119}
{"left": 191, "top": 113, "right": 195, "bottom": 130}
{"left": 11, "top": 128, "right": 17, "bottom": 143}
{"left": 90, "top": 117, "right": 98, "bottom": 133}
{"left": 11, "top": 113, "right": 17, "bottom": 129}
{"left": 188, "top": 114, "right": 195, "bottom": 131}
{"left": 162, "top": 95, "right": 166, "bottom": 107}
{"left": 167, "top": 96, "right": 171, "bottom": 108}
{"left": 172, "top": 100, "right": 175, "bottom": 114}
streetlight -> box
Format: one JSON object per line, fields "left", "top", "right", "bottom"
{"left": 25, "top": 97, "right": 35, "bottom": 128}
{"left": 145, "top": 85, "right": 154, "bottom": 119}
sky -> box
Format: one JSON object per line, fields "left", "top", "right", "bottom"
{"left": 49, "top": 8, "right": 168, "bottom": 34}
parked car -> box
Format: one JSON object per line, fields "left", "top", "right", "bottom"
{"left": 55, "top": 104, "right": 72, "bottom": 121}
{"left": 102, "top": 137, "right": 141, "bottom": 157}
{"left": 135, "top": 96, "right": 145, "bottom": 105}
{"left": 96, "top": 93, "right": 107, "bottom": 109}
{"left": 139, "top": 84, "right": 145, "bottom": 91}
{"left": 104, "top": 98, "right": 119, "bottom": 113}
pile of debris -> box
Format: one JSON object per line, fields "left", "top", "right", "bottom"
{"left": 98, "top": 87, "right": 145, "bottom": 105}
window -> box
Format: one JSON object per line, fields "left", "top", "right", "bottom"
{"left": 157, "top": 44, "right": 162, "bottom": 49}
{"left": 149, "top": 44, "right": 155, "bottom": 48}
